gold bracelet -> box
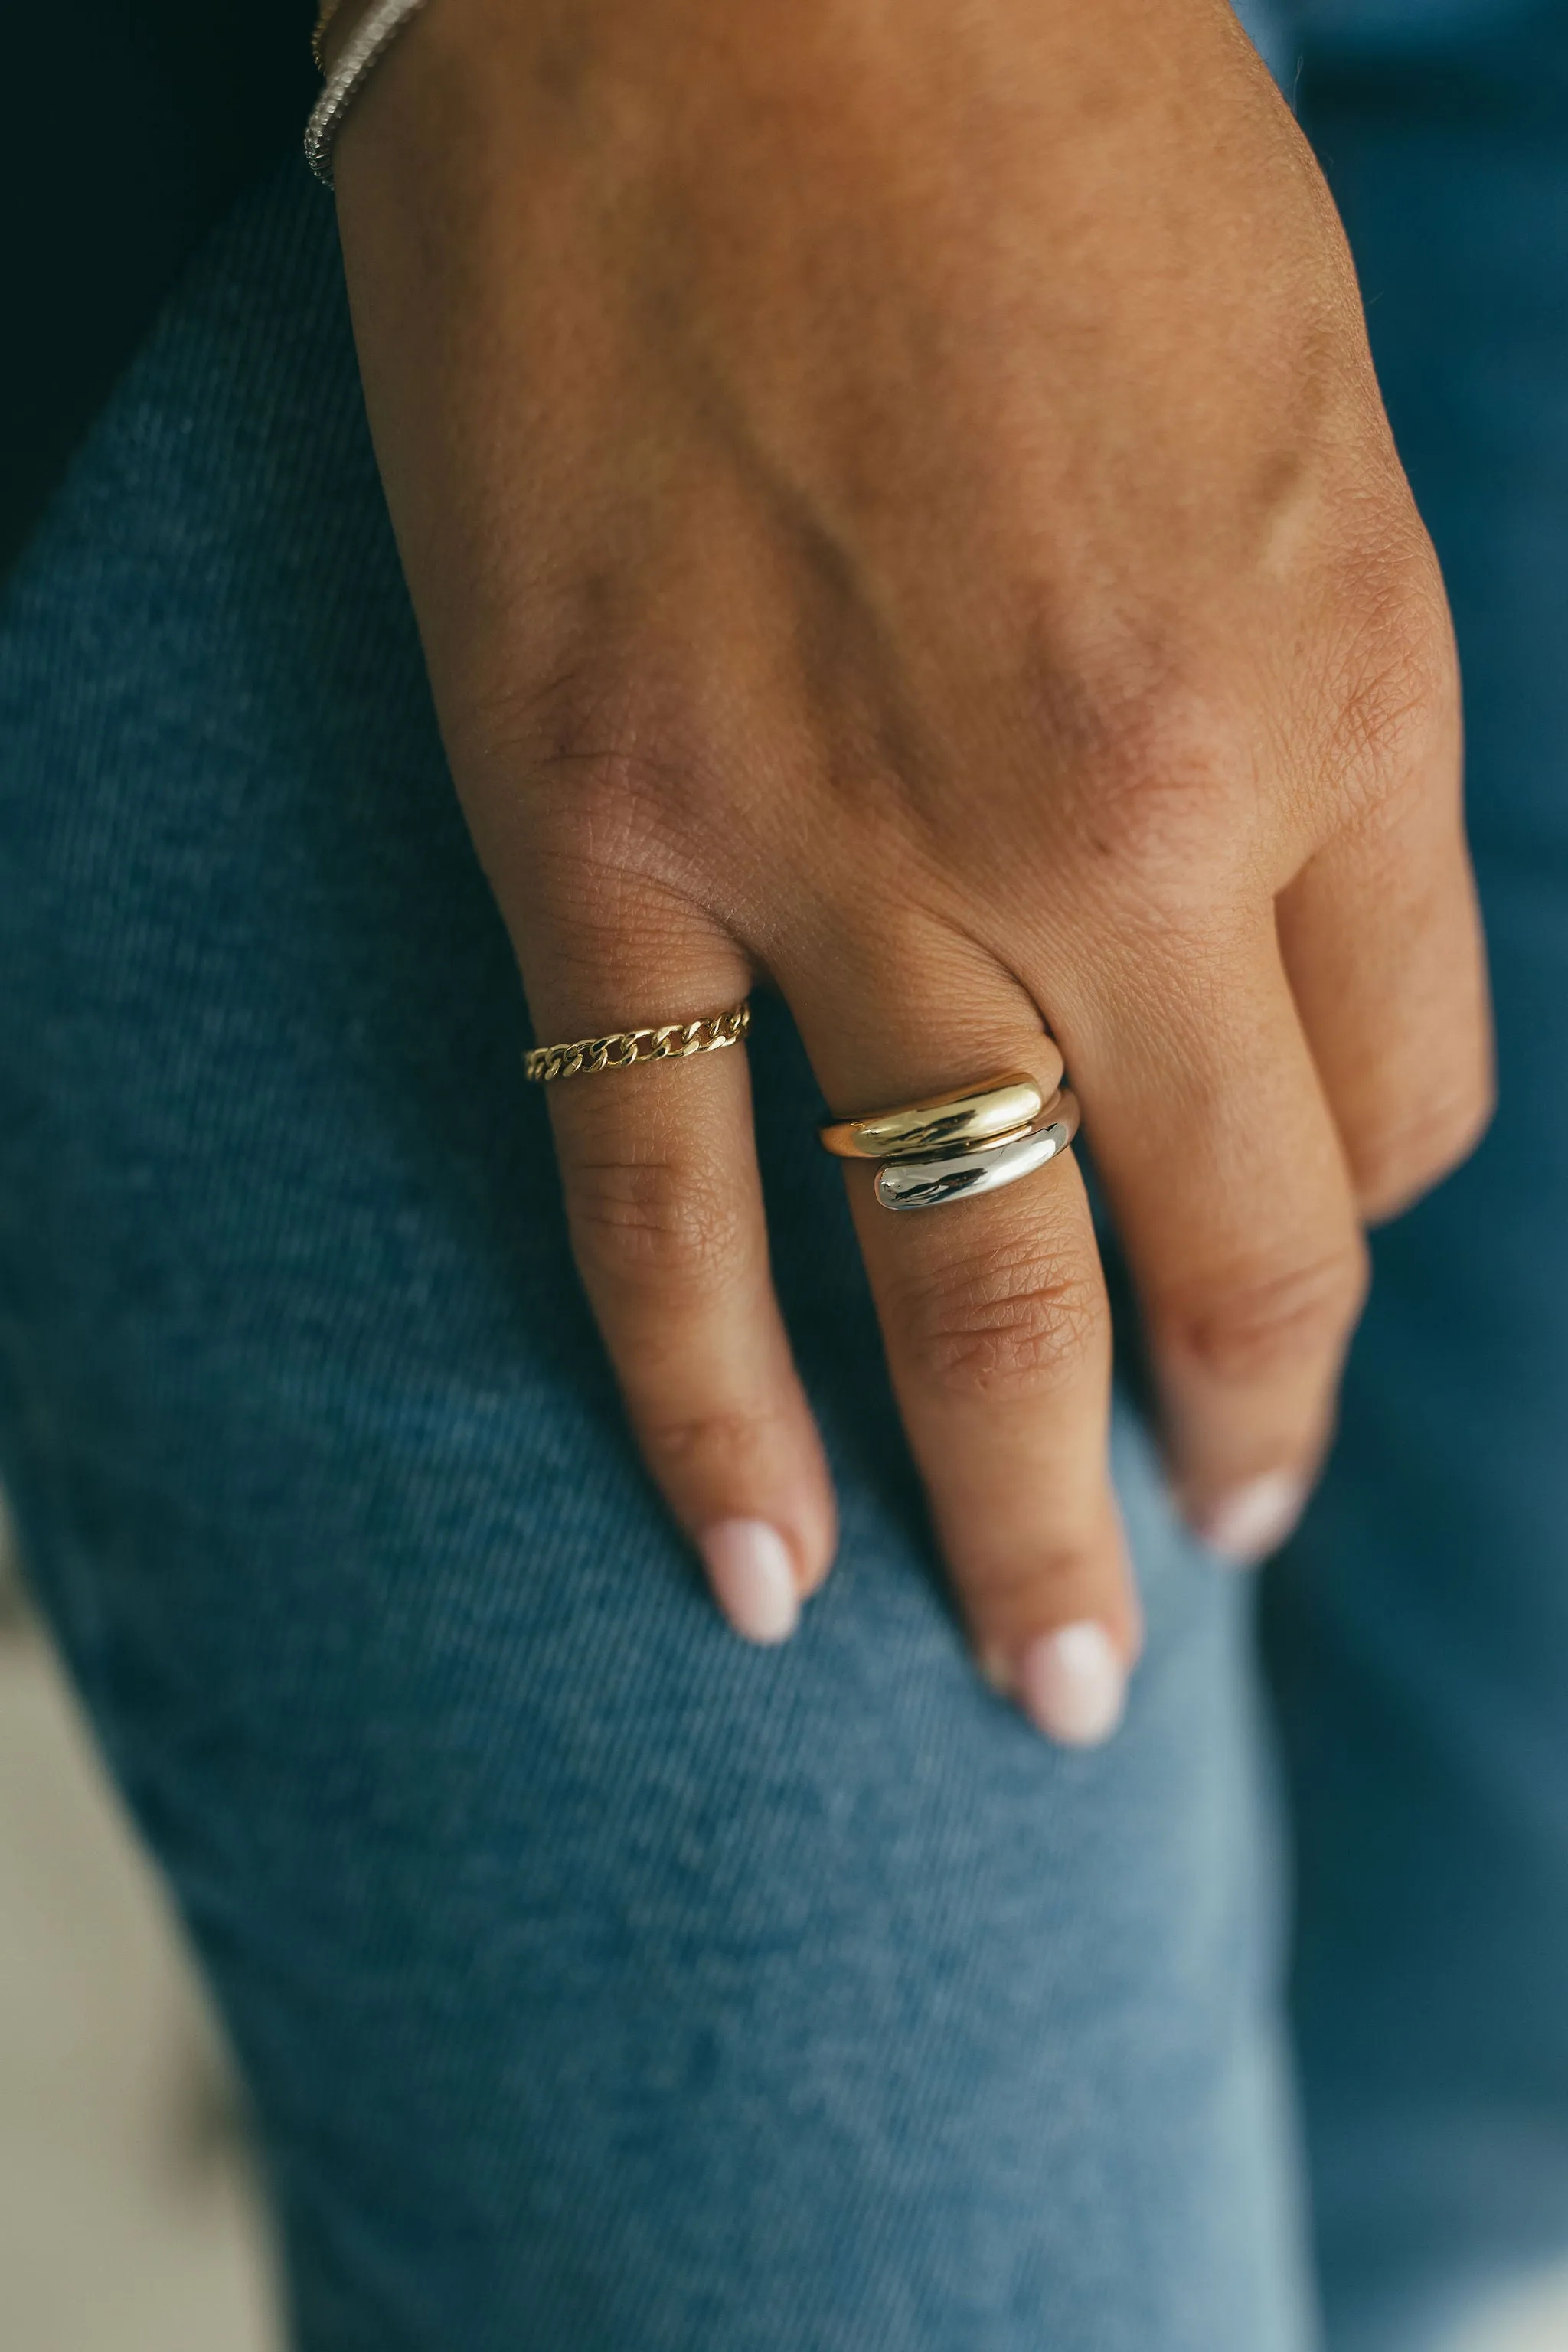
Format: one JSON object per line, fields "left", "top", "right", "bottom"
{"left": 524, "top": 1002, "right": 752, "bottom": 1084}
{"left": 305, "top": 0, "right": 434, "bottom": 184}
{"left": 312, "top": 0, "right": 344, "bottom": 68}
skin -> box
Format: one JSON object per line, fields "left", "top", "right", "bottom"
{"left": 322, "top": 0, "right": 1492, "bottom": 1737}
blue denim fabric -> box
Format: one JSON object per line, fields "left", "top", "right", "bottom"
{"left": 0, "top": 11, "right": 1564, "bottom": 2350}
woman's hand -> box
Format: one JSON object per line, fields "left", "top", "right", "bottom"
{"left": 328, "top": 0, "right": 1490, "bottom": 1740}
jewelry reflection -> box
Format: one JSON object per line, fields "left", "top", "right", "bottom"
{"left": 818, "top": 1069, "right": 1057, "bottom": 1164}
{"left": 874, "top": 1089, "right": 1080, "bottom": 1211}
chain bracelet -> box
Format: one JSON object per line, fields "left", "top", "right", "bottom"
{"left": 305, "top": 0, "right": 432, "bottom": 186}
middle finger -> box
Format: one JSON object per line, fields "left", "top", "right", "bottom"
{"left": 786, "top": 926, "right": 1138, "bottom": 1746}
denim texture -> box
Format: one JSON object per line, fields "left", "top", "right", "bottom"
{"left": 0, "top": 10, "right": 1564, "bottom": 2348}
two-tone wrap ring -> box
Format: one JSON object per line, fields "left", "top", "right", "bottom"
{"left": 819, "top": 1067, "right": 1080, "bottom": 1214}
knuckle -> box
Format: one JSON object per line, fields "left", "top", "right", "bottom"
{"left": 636, "top": 1404, "right": 779, "bottom": 1481}
{"left": 456, "top": 651, "right": 648, "bottom": 786}
{"left": 568, "top": 1154, "right": 744, "bottom": 1296}
{"left": 889, "top": 1246, "right": 1106, "bottom": 1403}
{"left": 456, "top": 660, "right": 714, "bottom": 884}
{"left": 461, "top": 669, "right": 737, "bottom": 1018}
{"left": 1057, "top": 671, "right": 1260, "bottom": 904}
{"left": 1161, "top": 1241, "right": 1369, "bottom": 1387}
{"left": 1328, "top": 545, "right": 1458, "bottom": 804}
{"left": 1351, "top": 1080, "right": 1495, "bottom": 1223}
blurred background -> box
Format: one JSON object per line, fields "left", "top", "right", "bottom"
{"left": 1, "top": 1497, "right": 282, "bottom": 2352}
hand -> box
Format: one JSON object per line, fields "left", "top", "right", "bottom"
{"left": 327, "top": 0, "right": 1491, "bottom": 1740}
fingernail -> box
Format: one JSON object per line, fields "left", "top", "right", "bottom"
{"left": 700, "top": 1520, "right": 801, "bottom": 1645}
{"left": 1199, "top": 1470, "right": 1308, "bottom": 1570}
{"left": 1014, "top": 1622, "right": 1127, "bottom": 1747}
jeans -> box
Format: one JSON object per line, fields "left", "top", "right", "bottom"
{"left": 0, "top": 9, "right": 1565, "bottom": 2347}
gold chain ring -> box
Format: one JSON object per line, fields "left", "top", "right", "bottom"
{"left": 524, "top": 1002, "right": 752, "bottom": 1085}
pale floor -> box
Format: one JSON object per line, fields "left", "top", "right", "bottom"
{"left": 2, "top": 1505, "right": 1566, "bottom": 2352}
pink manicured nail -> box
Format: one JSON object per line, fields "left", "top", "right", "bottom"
{"left": 701, "top": 1520, "right": 801, "bottom": 1645}
{"left": 1014, "top": 1622, "right": 1127, "bottom": 1747}
{"left": 1200, "top": 1471, "right": 1308, "bottom": 1570}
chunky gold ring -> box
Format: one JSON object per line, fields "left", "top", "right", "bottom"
{"left": 818, "top": 1065, "right": 1060, "bottom": 1163}
{"left": 524, "top": 1001, "right": 750, "bottom": 1084}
